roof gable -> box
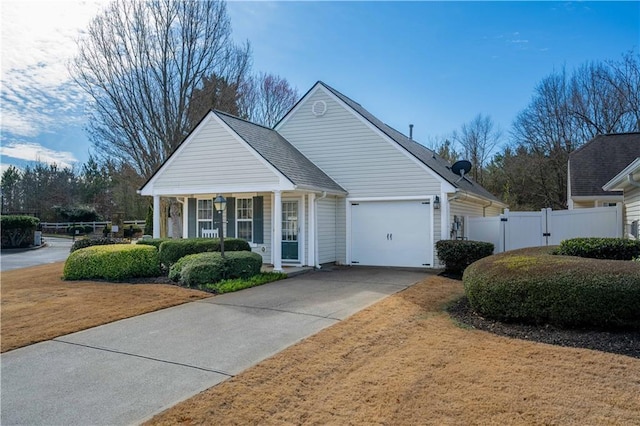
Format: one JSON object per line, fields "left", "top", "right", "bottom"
{"left": 140, "top": 109, "right": 345, "bottom": 196}
{"left": 214, "top": 111, "right": 345, "bottom": 194}
{"left": 140, "top": 112, "right": 287, "bottom": 195}
{"left": 569, "top": 132, "right": 640, "bottom": 197}
{"left": 278, "top": 81, "right": 504, "bottom": 204}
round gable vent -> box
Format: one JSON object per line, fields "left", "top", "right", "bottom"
{"left": 312, "top": 100, "right": 327, "bottom": 116}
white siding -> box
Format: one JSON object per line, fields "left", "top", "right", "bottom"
{"left": 153, "top": 117, "right": 279, "bottom": 191}
{"left": 253, "top": 192, "right": 272, "bottom": 263}
{"left": 624, "top": 187, "right": 640, "bottom": 239}
{"left": 278, "top": 89, "right": 442, "bottom": 198}
{"left": 317, "top": 196, "right": 337, "bottom": 264}
{"left": 336, "top": 197, "right": 347, "bottom": 264}
{"left": 449, "top": 199, "right": 502, "bottom": 240}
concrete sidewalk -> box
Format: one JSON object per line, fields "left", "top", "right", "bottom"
{"left": 1, "top": 267, "right": 430, "bottom": 426}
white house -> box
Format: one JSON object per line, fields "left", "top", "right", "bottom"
{"left": 603, "top": 157, "right": 640, "bottom": 239}
{"left": 139, "top": 81, "right": 506, "bottom": 270}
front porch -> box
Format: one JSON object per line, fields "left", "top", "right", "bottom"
{"left": 151, "top": 190, "right": 330, "bottom": 272}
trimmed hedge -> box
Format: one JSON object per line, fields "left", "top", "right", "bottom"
{"left": 70, "top": 237, "right": 125, "bottom": 253}
{"left": 63, "top": 244, "right": 161, "bottom": 281}
{"left": 170, "top": 251, "right": 263, "bottom": 287}
{"left": 463, "top": 247, "right": 640, "bottom": 329}
{"left": 436, "top": 240, "right": 494, "bottom": 275}
{"left": 554, "top": 237, "right": 640, "bottom": 261}
{"left": 1, "top": 215, "right": 39, "bottom": 248}
{"left": 136, "top": 238, "right": 171, "bottom": 249}
{"left": 158, "top": 238, "right": 251, "bottom": 267}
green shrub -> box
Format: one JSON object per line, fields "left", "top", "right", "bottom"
{"left": 70, "top": 237, "right": 124, "bottom": 253}
{"left": 436, "top": 240, "right": 494, "bottom": 275}
{"left": 180, "top": 254, "right": 227, "bottom": 287}
{"left": 202, "top": 272, "right": 287, "bottom": 294}
{"left": 123, "top": 225, "right": 143, "bottom": 238}
{"left": 168, "top": 253, "right": 203, "bottom": 282}
{"left": 463, "top": 247, "right": 640, "bottom": 329}
{"left": 67, "top": 225, "right": 94, "bottom": 236}
{"left": 223, "top": 251, "right": 263, "bottom": 279}
{"left": 158, "top": 238, "right": 251, "bottom": 267}
{"left": 136, "top": 238, "right": 171, "bottom": 249}
{"left": 63, "top": 244, "right": 161, "bottom": 281}
{"left": 554, "top": 237, "right": 640, "bottom": 261}
{"left": 1, "top": 215, "right": 39, "bottom": 248}
{"left": 172, "top": 251, "right": 263, "bottom": 287}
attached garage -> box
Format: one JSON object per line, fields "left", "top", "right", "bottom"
{"left": 350, "top": 199, "right": 433, "bottom": 268}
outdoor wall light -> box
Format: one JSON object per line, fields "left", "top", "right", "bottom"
{"left": 433, "top": 195, "right": 441, "bottom": 210}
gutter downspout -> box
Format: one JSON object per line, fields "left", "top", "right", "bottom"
{"left": 482, "top": 200, "right": 493, "bottom": 217}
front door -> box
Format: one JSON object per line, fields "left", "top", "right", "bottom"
{"left": 281, "top": 200, "right": 299, "bottom": 261}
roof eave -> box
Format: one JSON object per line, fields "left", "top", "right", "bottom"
{"left": 603, "top": 157, "right": 640, "bottom": 191}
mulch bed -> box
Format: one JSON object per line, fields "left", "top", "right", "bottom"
{"left": 447, "top": 296, "right": 640, "bottom": 359}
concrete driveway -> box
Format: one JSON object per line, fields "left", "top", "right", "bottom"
{"left": 1, "top": 236, "right": 73, "bottom": 271}
{"left": 0, "top": 266, "right": 431, "bottom": 426}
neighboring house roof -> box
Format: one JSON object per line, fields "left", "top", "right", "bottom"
{"left": 214, "top": 111, "right": 345, "bottom": 194}
{"left": 603, "top": 157, "right": 640, "bottom": 191}
{"left": 569, "top": 132, "right": 640, "bottom": 197}
{"left": 316, "top": 82, "right": 504, "bottom": 204}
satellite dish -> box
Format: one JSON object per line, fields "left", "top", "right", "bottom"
{"left": 451, "top": 160, "right": 472, "bottom": 182}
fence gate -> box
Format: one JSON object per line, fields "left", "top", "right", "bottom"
{"left": 467, "top": 205, "right": 623, "bottom": 253}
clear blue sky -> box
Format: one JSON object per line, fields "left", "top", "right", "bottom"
{"left": 1, "top": 1, "right": 638, "bottom": 174}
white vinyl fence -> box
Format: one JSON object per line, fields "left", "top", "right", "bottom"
{"left": 467, "top": 205, "right": 623, "bottom": 253}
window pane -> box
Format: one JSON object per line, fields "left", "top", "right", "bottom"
{"left": 238, "top": 221, "right": 252, "bottom": 241}
{"left": 198, "top": 199, "right": 213, "bottom": 220}
{"left": 237, "top": 198, "right": 253, "bottom": 220}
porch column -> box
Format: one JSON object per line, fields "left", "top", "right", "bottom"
{"left": 308, "top": 193, "right": 316, "bottom": 268}
{"left": 182, "top": 198, "right": 189, "bottom": 239}
{"left": 273, "top": 190, "right": 282, "bottom": 272}
{"left": 153, "top": 195, "right": 161, "bottom": 238}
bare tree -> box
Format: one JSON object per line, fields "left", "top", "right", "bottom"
{"left": 606, "top": 51, "right": 640, "bottom": 131}
{"left": 452, "top": 114, "right": 502, "bottom": 184}
{"left": 570, "top": 61, "right": 635, "bottom": 140}
{"left": 71, "top": 0, "right": 248, "bottom": 177}
{"left": 241, "top": 73, "right": 299, "bottom": 127}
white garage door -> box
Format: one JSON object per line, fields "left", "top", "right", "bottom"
{"left": 350, "top": 200, "right": 432, "bottom": 267}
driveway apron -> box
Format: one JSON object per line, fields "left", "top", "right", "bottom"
{"left": 1, "top": 267, "right": 430, "bottom": 426}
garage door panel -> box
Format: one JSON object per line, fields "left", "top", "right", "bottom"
{"left": 351, "top": 200, "right": 432, "bottom": 268}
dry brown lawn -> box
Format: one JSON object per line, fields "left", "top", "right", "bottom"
{"left": 1, "top": 262, "right": 210, "bottom": 352}
{"left": 148, "top": 275, "right": 640, "bottom": 426}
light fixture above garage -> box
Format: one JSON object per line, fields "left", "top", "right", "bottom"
{"left": 433, "top": 196, "right": 440, "bottom": 209}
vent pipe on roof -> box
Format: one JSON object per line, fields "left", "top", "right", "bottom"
{"left": 409, "top": 124, "right": 414, "bottom": 140}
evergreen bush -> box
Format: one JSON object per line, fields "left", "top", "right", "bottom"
{"left": 63, "top": 244, "right": 161, "bottom": 281}
{"left": 435, "top": 239, "right": 494, "bottom": 275}
{"left": 554, "top": 237, "right": 640, "bottom": 261}
{"left": 158, "top": 238, "right": 251, "bottom": 267}
{"left": 463, "top": 247, "right": 640, "bottom": 329}
{"left": 1, "top": 215, "right": 39, "bottom": 248}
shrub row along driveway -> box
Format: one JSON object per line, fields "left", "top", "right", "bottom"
{"left": 1, "top": 266, "right": 428, "bottom": 426}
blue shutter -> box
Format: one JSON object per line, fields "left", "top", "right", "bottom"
{"left": 253, "top": 196, "right": 264, "bottom": 244}
{"left": 226, "top": 197, "right": 236, "bottom": 238}
{"left": 188, "top": 198, "right": 196, "bottom": 238}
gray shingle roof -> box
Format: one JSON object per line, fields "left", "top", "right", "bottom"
{"left": 215, "top": 111, "right": 346, "bottom": 194}
{"left": 569, "top": 132, "right": 640, "bottom": 197}
{"left": 318, "top": 82, "right": 504, "bottom": 204}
